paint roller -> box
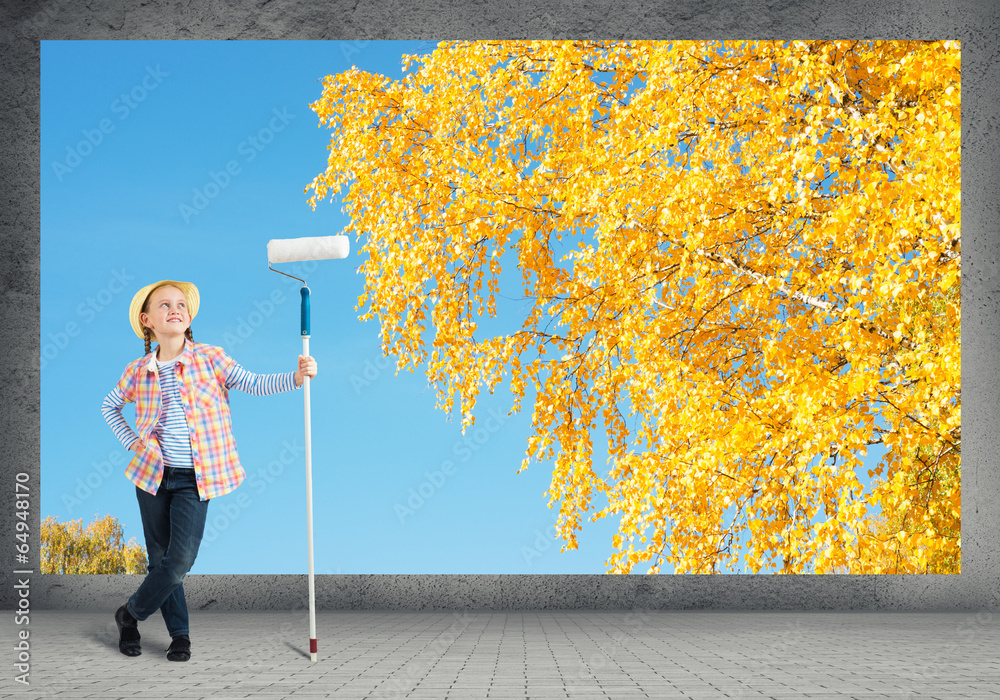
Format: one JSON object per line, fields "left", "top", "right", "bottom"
{"left": 267, "top": 235, "right": 350, "bottom": 663}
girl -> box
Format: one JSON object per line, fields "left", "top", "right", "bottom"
{"left": 101, "top": 279, "right": 317, "bottom": 661}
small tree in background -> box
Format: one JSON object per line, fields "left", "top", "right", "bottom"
{"left": 41, "top": 514, "right": 147, "bottom": 574}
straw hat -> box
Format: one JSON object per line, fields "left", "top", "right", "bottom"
{"left": 129, "top": 280, "right": 200, "bottom": 340}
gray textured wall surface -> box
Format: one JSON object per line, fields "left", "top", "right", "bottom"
{"left": 1, "top": 0, "right": 997, "bottom": 612}
{"left": 29, "top": 573, "right": 982, "bottom": 611}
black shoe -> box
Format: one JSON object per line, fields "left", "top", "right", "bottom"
{"left": 114, "top": 605, "right": 141, "bottom": 657}
{"left": 167, "top": 635, "right": 191, "bottom": 662}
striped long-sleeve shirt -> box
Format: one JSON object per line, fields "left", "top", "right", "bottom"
{"left": 101, "top": 340, "right": 300, "bottom": 500}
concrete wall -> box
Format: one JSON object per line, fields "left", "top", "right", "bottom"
{"left": 2, "top": 0, "right": 997, "bottom": 612}
{"left": 30, "top": 573, "right": 989, "bottom": 612}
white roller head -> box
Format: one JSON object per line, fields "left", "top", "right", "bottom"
{"left": 267, "top": 235, "right": 350, "bottom": 263}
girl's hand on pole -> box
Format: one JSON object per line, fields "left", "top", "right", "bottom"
{"left": 295, "top": 355, "right": 318, "bottom": 387}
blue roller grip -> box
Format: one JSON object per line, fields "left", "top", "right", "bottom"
{"left": 300, "top": 286, "right": 311, "bottom": 337}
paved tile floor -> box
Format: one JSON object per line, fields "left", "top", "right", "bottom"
{"left": 2, "top": 610, "right": 998, "bottom": 698}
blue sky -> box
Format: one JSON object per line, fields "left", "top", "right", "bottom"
{"left": 40, "top": 40, "right": 628, "bottom": 575}
{"left": 40, "top": 40, "right": 891, "bottom": 575}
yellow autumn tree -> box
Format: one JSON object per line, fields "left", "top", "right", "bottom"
{"left": 306, "top": 40, "right": 960, "bottom": 574}
{"left": 838, "top": 280, "right": 960, "bottom": 573}
{"left": 41, "top": 514, "right": 147, "bottom": 574}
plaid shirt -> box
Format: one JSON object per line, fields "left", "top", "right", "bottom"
{"left": 103, "top": 341, "right": 299, "bottom": 500}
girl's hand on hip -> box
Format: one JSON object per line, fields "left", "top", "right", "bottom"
{"left": 295, "top": 355, "right": 318, "bottom": 387}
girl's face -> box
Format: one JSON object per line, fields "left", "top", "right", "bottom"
{"left": 140, "top": 285, "right": 191, "bottom": 340}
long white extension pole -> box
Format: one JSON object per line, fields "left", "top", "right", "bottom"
{"left": 303, "top": 331, "right": 317, "bottom": 663}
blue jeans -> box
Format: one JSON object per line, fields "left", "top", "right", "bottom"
{"left": 127, "top": 467, "right": 209, "bottom": 638}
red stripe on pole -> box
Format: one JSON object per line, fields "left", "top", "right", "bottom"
{"left": 310, "top": 638, "right": 318, "bottom": 654}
